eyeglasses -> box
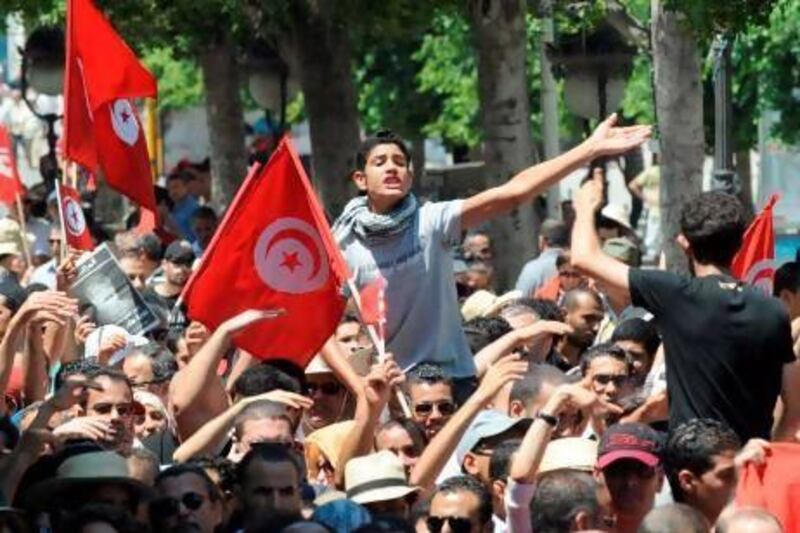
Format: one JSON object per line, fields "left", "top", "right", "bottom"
{"left": 90, "top": 402, "right": 135, "bottom": 417}
{"left": 150, "top": 492, "right": 206, "bottom": 516}
{"left": 305, "top": 382, "right": 342, "bottom": 396}
{"left": 426, "top": 516, "right": 473, "bottom": 533}
{"left": 413, "top": 401, "right": 456, "bottom": 417}
{"left": 592, "top": 374, "right": 629, "bottom": 387}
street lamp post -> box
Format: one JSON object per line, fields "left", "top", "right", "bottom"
{"left": 247, "top": 43, "right": 296, "bottom": 142}
{"left": 711, "top": 33, "right": 737, "bottom": 193}
{"left": 19, "top": 26, "right": 65, "bottom": 190}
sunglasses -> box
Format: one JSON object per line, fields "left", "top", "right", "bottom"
{"left": 426, "top": 516, "right": 472, "bottom": 533}
{"left": 413, "top": 401, "right": 456, "bottom": 417}
{"left": 305, "top": 382, "right": 341, "bottom": 396}
{"left": 151, "top": 492, "right": 206, "bottom": 516}
{"left": 592, "top": 374, "right": 629, "bottom": 387}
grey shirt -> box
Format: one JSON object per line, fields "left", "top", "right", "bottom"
{"left": 514, "top": 247, "right": 563, "bottom": 297}
{"left": 337, "top": 200, "right": 475, "bottom": 378}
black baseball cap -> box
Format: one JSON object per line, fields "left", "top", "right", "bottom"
{"left": 164, "top": 241, "right": 195, "bottom": 266}
{"left": 597, "top": 422, "right": 662, "bottom": 469}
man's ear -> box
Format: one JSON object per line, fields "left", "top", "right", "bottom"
{"left": 352, "top": 170, "right": 367, "bottom": 192}
{"left": 678, "top": 469, "right": 696, "bottom": 496}
{"left": 463, "top": 452, "right": 479, "bottom": 476}
{"left": 676, "top": 233, "right": 692, "bottom": 255}
{"left": 508, "top": 400, "right": 525, "bottom": 418}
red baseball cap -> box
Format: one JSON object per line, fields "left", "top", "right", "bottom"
{"left": 597, "top": 422, "right": 662, "bottom": 469}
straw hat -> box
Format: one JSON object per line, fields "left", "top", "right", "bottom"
{"left": 461, "top": 290, "right": 498, "bottom": 322}
{"left": 537, "top": 437, "right": 598, "bottom": 477}
{"left": 344, "top": 450, "right": 419, "bottom": 505}
{"left": 0, "top": 219, "right": 34, "bottom": 257}
{"left": 24, "top": 451, "right": 152, "bottom": 506}
{"left": 600, "top": 204, "right": 632, "bottom": 230}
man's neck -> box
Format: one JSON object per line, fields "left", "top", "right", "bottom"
{"left": 156, "top": 282, "right": 182, "bottom": 298}
{"left": 692, "top": 262, "right": 727, "bottom": 278}
{"left": 556, "top": 339, "right": 583, "bottom": 368}
{"left": 614, "top": 511, "right": 647, "bottom": 533}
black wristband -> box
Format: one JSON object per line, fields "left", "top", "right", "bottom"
{"left": 535, "top": 412, "right": 558, "bottom": 427}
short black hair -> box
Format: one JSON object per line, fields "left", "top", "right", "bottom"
{"left": 489, "top": 439, "right": 521, "bottom": 482}
{"left": 188, "top": 456, "right": 237, "bottom": 495}
{"left": 530, "top": 470, "right": 600, "bottom": 533}
{"left": 435, "top": 475, "right": 492, "bottom": 526}
{"left": 611, "top": 318, "right": 660, "bottom": 357}
{"left": 579, "top": 342, "right": 633, "bottom": 377}
{"left": 156, "top": 463, "right": 221, "bottom": 501}
{"left": 85, "top": 367, "right": 132, "bottom": 390}
{"left": 191, "top": 205, "right": 218, "bottom": 223}
{"left": 376, "top": 418, "right": 428, "bottom": 451}
{"left": 463, "top": 316, "right": 513, "bottom": 354}
{"left": 167, "top": 170, "right": 193, "bottom": 184}
{"left": 680, "top": 191, "right": 746, "bottom": 267}
{"left": 774, "top": 261, "right": 800, "bottom": 296}
{"left": 664, "top": 418, "right": 741, "bottom": 503}
{"left": 232, "top": 361, "right": 304, "bottom": 398}
{"left": 54, "top": 359, "right": 102, "bottom": 390}
{"left": 136, "top": 233, "right": 163, "bottom": 261}
{"left": 405, "top": 362, "right": 453, "bottom": 392}
{"left": 540, "top": 219, "right": 570, "bottom": 248}
{"left": 562, "top": 288, "right": 602, "bottom": 312}
{"left": 237, "top": 442, "right": 305, "bottom": 486}
{"left": 509, "top": 364, "right": 568, "bottom": 407}
{"left": 355, "top": 129, "right": 411, "bottom": 172}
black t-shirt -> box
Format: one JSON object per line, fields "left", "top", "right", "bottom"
{"left": 629, "top": 269, "right": 795, "bottom": 441}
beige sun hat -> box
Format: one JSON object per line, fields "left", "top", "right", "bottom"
{"left": 0, "top": 218, "right": 34, "bottom": 256}
{"left": 537, "top": 437, "right": 599, "bottom": 477}
{"left": 600, "top": 204, "right": 632, "bottom": 230}
{"left": 344, "top": 450, "right": 419, "bottom": 505}
{"left": 24, "top": 451, "right": 152, "bottom": 507}
{"left": 461, "top": 290, "right": 498, "bottom": 322}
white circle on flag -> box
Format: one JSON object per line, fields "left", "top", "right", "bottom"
{"left": 743, "top": 258, "right": 775, "bottom": 296}
{"left": 63, "top": 197, "right": 87, "bottom": 236}
{"left": 110, "top": 99, "right": 139, "bottom": 146}
{"left": 254, "top": 217, "right": 329, "bottom": 294}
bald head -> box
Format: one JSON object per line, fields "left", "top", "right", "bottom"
{"left": 562, "top": 288, "right": 602, "bottom": 312}
{"left": 638, "top": 503, "right": 709, "bottom": 533}
{"left": 716, "top": 508, "right": 783, "bottom": 533}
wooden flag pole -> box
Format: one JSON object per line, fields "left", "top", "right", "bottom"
{"left": 13, "top": 193, "right": 32, "bottom": 268}
{"left": 55, "top": 161, "right": 69, "bottom": 263}
{"left": 346, "top": 277, "right": 412, "bottom": 418}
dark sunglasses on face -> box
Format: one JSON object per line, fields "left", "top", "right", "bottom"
{"left": 426, "top": 516, "right": 472, "bottom": 533}
{"left": 151, "top": 492, "right": 206, "bottom": 516}
{"left": 592, "top": 374, "right": 629, "bottom": 387}
{"left": 305, "top": 382, "right": 341, "bottom": 396}
{"left": 413, "top": 401, "right": 456, "bottom": 417}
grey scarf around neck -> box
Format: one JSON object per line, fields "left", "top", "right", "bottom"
{"left": 333, "top": 193, "right": 419, "bottom": 244}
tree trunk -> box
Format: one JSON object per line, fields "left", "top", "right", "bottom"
{"left": 735, "top": 148, "right": 755, "bottom": 221}
{"left": 651, "top": 0, "right": 704, "bottom": 273}
{"left": 470, "top": 0, "right": 539, "bottom": 291}
{"left": 411, "top": 136, "right": 426, "bottom": 196}
{"left": 287, "top": 2, "right": 361, "bottom": 219}
{"left": 198, "top": 38, "right": 248, "bottom": 211}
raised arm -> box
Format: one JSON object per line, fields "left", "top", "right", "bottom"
{"left": 570, "top": 169, "right": 631, "bottom": 293}
{"left": 473, "top": 321, "right": 573, "bottom": 378}
{"left": 409, "top": 354, "right": 528, "bottom": 490}
{"left": 461, "top": 115, "right": 651, "bottom": 229}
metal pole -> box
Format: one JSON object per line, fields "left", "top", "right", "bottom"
{"left": 539, "top": 0, "right": 561, "bottom": 218}
{"left": 712, "top": 33, "right": 736, "bottom": 193}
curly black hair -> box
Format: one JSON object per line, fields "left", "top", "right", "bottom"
{"left": 680, "top": 191, "right": 746, "bottom": 267}
{"left": 355, "top": 129, "right": 411, "bottom": 172}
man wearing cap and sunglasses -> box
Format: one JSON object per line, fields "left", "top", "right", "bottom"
{"left": 594, "top": 422, "right": 664, "bottom": 533}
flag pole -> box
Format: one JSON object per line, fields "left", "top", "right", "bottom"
{"left": 346, "top": 277, "right": 412, "bottom": 419}
{"left": 55, "top": 161, "right": 69, "bottom": 263}
{"left": 13, "top": 193, "right": 32, "bottom": 268}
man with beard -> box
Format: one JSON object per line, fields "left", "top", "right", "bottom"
{"left": 152, "top": 463, "right": 224, "bottom": 533}
{"left": 154, "top": 241, "right": 195, "bottom": 332}
{"left": 549, "top": 288, "right": 604, "bottom": 372}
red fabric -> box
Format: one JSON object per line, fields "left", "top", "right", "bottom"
{"left": 534, "top": 275, "right": 562, "bottom": 302}
{"left": 360, "top": 275, "right": 387, "bottom": 342}
{"left": 731, "top": 195, "right": 778, "bottom": 293}
{"left": 184, "top": 137, "right": 348, "bottom": 367}
{"left": 58, "top": 183, "right": 94, "bottom": 251}
{"left": 736, "top": 443, "right": 800, "bottom": 532}
{"left": 0, "top": 126, "right": 24, "bottom": 204}
{"left": 64, "top": 0, "right": 157, "bottom": 211}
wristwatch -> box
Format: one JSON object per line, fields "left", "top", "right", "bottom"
{"left": 535, "top": 412, "right": 558, "bottom": 427}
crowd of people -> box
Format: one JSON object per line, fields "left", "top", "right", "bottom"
{"left": 0, "top": 115, "right": 798, "bottom": 533}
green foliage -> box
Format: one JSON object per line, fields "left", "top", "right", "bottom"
{"left": 141, "top": 46, "right": 204, "bottom": 111}
{"left": 620, "top": 54, "right": 655, "bottom": 124}
{"left": 663, "top": 0, "right": 776, "bottom": 37}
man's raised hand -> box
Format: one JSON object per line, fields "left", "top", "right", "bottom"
{"left": 588, "top": 113, "right": 652, "bottom": 158}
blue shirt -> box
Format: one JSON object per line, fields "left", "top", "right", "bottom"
{"left": 171, "top": 195, "right": 200, "bottom": 243}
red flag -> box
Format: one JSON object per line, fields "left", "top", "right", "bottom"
{"left": 184, "top": 138, "right": 349, "bottom": 366}
{"left": 360, "top": 275, "right": 387, "bottom": 345}
{"left": 731, "top": 195, "right": 778, "bottom": 295}
{"left": 57, "top": 183, "right": 94, "bottom": 251}
{"left": 736, "top": 443, "right": 800, "bottom": 532}
{"left": 0, "top": 126, "right": 24, "bottom": 205}
{"left": 64, "top": 0, "right": 157, "bottom": 211}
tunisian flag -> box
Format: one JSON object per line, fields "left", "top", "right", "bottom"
{"left": 731, "top": 194, "right": 779, "bottom": 294}
{"left": 0, "top": 126, "right": 24, "bottom": 205}
{"left": 736, "top": 442, "right": 800, "bottom": 532}
{"left": 57, "top": 183, "right": 94, "bottom": 251}
{"left": 64, "top": 0, "right": 157, "bottom": 212}
{"left": 184, "top": 138, "right": 349, "bottom": 367}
